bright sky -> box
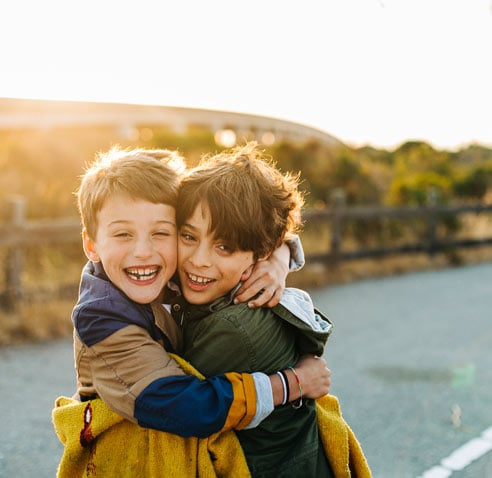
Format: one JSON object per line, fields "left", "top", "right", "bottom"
{"left": 2, "top": 0, "right": 491, "bottom": 150}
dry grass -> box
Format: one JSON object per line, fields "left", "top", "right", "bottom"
{"left": 0, "top": 299, "right": 74, "bottom": 346}
{"left": 288, "top": 246, "right": 492, "bottom": 290}
{"left": 1, "top": 247, "right": 491, "bottom": 347}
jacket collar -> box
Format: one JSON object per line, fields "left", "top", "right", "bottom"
{"left": 175, "top": 284, "right": 241, "bottom": 321}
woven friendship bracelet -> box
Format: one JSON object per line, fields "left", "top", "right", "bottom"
{"left": 287, "top": 366, "right": 303, "bottom": 409}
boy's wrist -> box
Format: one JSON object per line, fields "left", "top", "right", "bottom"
{"left": 271, "top": 367, "right": 303, "bottom": 407}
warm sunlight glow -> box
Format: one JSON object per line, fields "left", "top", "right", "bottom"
{"left": 214, "top": 129, "right": 237, "bottom": 148}
{"left": 2, "top": 0, "right": 491, "bottom": 149}
{"left": 261, "top": 131, "right": 275, "bottom": 146}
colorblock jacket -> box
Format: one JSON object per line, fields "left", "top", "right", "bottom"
{"left": 72, "top": 261, "right": 272, "bottom": 437}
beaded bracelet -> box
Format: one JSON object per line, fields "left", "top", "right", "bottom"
{"left": 287, "top": 366, "right": 303, "bottom": 409}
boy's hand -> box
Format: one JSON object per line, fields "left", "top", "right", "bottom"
{"left": 234, "top": 243, "right": 290, "bottom": 308}
{"left": 293, "top": 355, "right": 331, "bottom": 399}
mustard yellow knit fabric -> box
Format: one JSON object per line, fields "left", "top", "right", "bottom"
{"left": 316, "top": 395, "right": 372, "bottom": 478}
{"left": 53, "top": 355, "right": 371, "bottom": 477}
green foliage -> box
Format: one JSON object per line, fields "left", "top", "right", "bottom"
{"left": 453, "top": 161, "right": 492, "bottom": 200}
{"left": 149, "top": 125, "right": 218, "bottom": 166}
{"left": 269, "top": 140, "right": 338, "bottom": 205}
{"left": 269, "top": 141, "right": 380, "bottom": 207}
{"left": 393, "top": 141, "right": 452, "bottom": 178}
{"left": 450, "top": 143, "right": 492, "bottom": 165}
{"left": 387, "top": 172, "right": 452, "bottom": 206}
{"left": 354, "top": 145, "right": 393, "bottom": 165}
{"left": 331, "top": 151, "right": 381, "bottom": 205}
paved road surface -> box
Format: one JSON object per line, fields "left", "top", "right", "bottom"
{"left": 1, "top": 262, "right": 491, "bottom": 477}
{"left": 309, "top": 262, "right": 492, "bottom": 478}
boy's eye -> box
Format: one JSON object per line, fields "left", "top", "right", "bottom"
{"left": 154, "top": 230, "right": 171, "bottom": 237}
{"left": 180, "top": 232, "right": 196, "bottom": 242}
{"left": 217, "top": 243, "right": 234, "bottom": 253}
{"left": 114, "top": 232, "right": 131, "bottom": 238}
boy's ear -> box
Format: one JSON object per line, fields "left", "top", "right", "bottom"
{"left": 240, "top": 263, "right": 255, "bottom": 282}
{"left": 82, "top": 229, "right": 100, "bottom": 262}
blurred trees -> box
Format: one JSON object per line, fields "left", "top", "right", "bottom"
{"left": 1, "top": 124, "right": 491, "bottom": 222}
{"left": 269, "top": 139, "right": 492, "bottom": 210}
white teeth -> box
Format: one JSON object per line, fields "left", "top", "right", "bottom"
{"left": 126, "top": 267, "right": 159, "bottom": 281}
{"left": 188, "top": 273, "right": 213, "bottom": 284}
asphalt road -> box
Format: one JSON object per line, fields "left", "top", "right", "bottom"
{"left": 1, "top": 262, "right": 491, "bottom": 478}
{"left": 310, "top": 261, "right": 492, "bottom": 478}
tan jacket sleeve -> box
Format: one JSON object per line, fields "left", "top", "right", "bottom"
{"left": 77, "top": 324, "right": 185, "bottom": 422}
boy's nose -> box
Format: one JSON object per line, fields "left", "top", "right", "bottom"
{"left": 189, "top": 244, "right": 212, "bottom": 268}
{"left": 134, "top": 237, "right": 153, "bottom": 258}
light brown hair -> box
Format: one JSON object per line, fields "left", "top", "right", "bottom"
{"left": 77, "top": 146, "right": 185, "bottom": 239}
{"left": 177, "top": 142, "right": 303, "bottom": 260}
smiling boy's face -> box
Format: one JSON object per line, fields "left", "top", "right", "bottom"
{"left": 82, "top": 193, "right": 177, "bottom": 304}
{"left": 177, "top": 203, "right": 255, "bottom": 305}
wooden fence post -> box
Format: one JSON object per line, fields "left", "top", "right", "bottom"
{"left": 3, "top": 196, "right": 26, "bottom": 311}
{"left": 427, "top": 188, "right": 438, "bottom": 256}
{"left": 330, "top": 189, "right": 346, "bottom": 264}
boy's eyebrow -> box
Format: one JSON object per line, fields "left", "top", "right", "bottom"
{"left": 180, "top": 221, "right": 197, "bottom": 230}
{"left": 107, "top": 219, "right": 176, "bottom": 227}
{"left": 156, "top": 220, "right": 177, "bottom": 227}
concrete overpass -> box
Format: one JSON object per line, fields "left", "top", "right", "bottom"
{"left": 0, "top": 97, "right": 343, "bottom": 146}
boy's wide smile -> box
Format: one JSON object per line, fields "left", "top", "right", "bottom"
{"left": 183, "top": 271, "right": 216, "bottom": 293}
{"left": 125, "top": 265, "right": 162, "bottom": 282}
{"left": 186, "top": 272, "right": 215, "bottom": 286}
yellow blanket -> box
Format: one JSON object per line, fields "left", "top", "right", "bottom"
{"left": 53, "top": 355, "right": 371, "bottom": 477}
{"left": 315, "top": 395, "right": 372, "bottom": 477}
